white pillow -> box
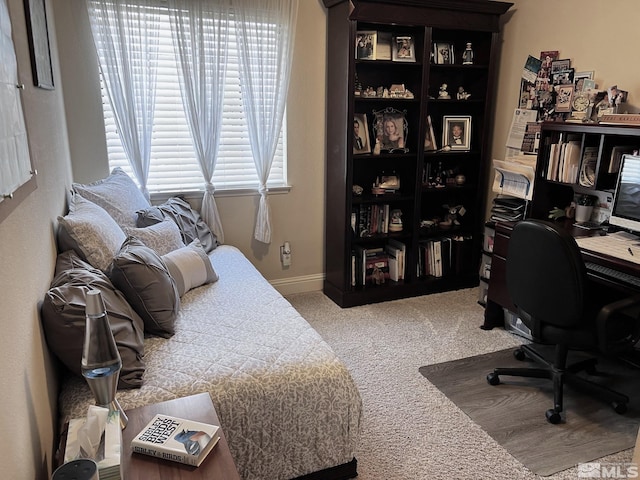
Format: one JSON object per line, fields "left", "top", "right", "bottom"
{"left": 57, "top": 194, "right": 126, "bottom": 271}
{"left": 162, "top": 240, "right": 219, "bottom": 296}
{"left": 73, "top": 167, "right": 150, "bottom": 228}
{"left": 124, "top": 218, "right": 185, "bottom": 256}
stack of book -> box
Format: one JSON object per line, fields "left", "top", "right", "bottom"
{"left": 490, "top": 196, "right": 526, "bottom": 223}
{"left": 352, "top": 240, "right": 406, "bottom": 286}
{"left": 417, "top": 235, "right": 473, "bottom": 278}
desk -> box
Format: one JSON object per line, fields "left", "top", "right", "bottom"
{"left": 483, "top": 220, "right": 640, "bottom": 330}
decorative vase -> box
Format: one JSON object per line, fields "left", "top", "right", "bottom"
{"left": 82, "top": 289, "right": 128, "bottom": 429}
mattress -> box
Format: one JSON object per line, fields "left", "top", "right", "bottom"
{"left": 59, "top": 245, "right": 362, "bottom": 479}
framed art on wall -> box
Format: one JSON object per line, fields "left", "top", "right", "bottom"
{"left": 24, "top": 0, "right": 54, "bottom": 89}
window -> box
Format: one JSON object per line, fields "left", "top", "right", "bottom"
{"left": 100, "top": 12, "right": 287, "bottom": 194}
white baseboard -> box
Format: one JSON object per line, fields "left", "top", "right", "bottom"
{"left": 270, "top": 273, "right": 324, "bottom": 296}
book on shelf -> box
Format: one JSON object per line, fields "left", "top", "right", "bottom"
{"left": 386, "top": 239, "right": 406, "bottom": 280}
{"left": 579, "top": 146, "right": 598, "bottom": 187}
{"left": 131, "top": 413, "right": 220, "bottom": 467}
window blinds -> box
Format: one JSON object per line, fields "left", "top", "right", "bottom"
{"left": 101, "top": 13, "right": 286, "bottom": 194}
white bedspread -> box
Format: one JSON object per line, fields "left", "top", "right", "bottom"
{"left": 59, "top": 245, "right": 362, "bottom": 479}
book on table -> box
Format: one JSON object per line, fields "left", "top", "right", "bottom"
{"left": 131, "top": 413, "right": 220, "bottom": 467}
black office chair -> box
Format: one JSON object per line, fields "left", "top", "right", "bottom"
{"left": 486, "top": 219, "right": 640, "bottom": 424}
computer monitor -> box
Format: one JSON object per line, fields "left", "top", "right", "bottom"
{"left": 609, "top": 154, "right": 640, "bottom": 233}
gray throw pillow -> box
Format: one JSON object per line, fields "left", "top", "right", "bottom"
{"left": 108, "top": 236, "right": 180, "bottom": 338}
{"left": 123, "top": 218, "right": 185, "bottom": 256}
{"left": 73, "top": 167, "right": 150, "bottom": 228}
{"left": 57, "top": 193, "right": 126, "bottom": 271}
{"left": 41, "top": 251, "right": 146, "bottom": 389}
{"left": 137, "top": 197, "right": 218, "bottom": 253}
{"left": 162, "top": 239, "right": 219, "bottom": 296}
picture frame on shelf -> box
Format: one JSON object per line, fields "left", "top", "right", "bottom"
{"left": 424, "top": 115, "right": 437, "bottom": 152}
{"left": 550, "top": 58, "right": 571, "bottom": 74}
{"left": 551, "top": 69, "right": 574, "bottom": 86}
{"left": 353, "top": 113, "right": 372, "bottom": 154}
{"left": 555, "top": 84, "right": 575, "bottom": 113}
{"left": 392, "top": 35, "right": 415, "bottom": 62}
{"left": 442, "top": 115, "right": 471, "bottom": 151}
{"left": 433, "top": 42, "right": 454, "bottom": 65}
{"left": 376, "top": 32, "right": 392, "bottom": 61}
{"left": 574, "top": 71, "right": 594, "bottom": 92}
{"left": 373, "top": 107, "right": 408, "bottom": 153}
{"left": 355, "top": 31, "right": 377, "bottom": 60}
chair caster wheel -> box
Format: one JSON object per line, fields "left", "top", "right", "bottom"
{"left": 513, "top": 348, "right": 526, "bottom": 361}
{"left": 545, "top": 409, "right": 562, "bottom": 424}
{"left": 487, "top": 372, "right": 500, "bottom": 386}
{"left": 612, "top": 402, "right": 627, "bottom": 415}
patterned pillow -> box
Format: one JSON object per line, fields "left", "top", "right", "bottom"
{"left": 124, "top": 218, "right": 185, "bottom": 256}
{"left": 137, "top": 197, "right": 218, "bottom": 253}
{"left": 41, "top": 250, "right": 146, "bottom": 389}
{"left": 73, "top": 167, "right": 150, "bottom": 228}
{"left": 162, "top": 239, "right": 219, "bottom": 296}
{"left": 108, "top": 237, "right": 180, "bottom": 338}
{"left": 57, "top": 193, "right": 126, "bottom": 271}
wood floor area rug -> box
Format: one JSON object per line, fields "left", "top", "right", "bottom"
{"left": 419, "top": 347, "right": 640, "bottom": 476}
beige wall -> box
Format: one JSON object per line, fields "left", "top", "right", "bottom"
{"left": 0, "top": 0, "right": 72, "bottom": 478}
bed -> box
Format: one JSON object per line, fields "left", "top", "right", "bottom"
{"left": 58, "top": 245, "right": 362, "bottom": 479}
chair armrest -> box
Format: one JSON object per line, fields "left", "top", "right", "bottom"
{"left": 596, "top": 294, "right": 640, "bottom": 353}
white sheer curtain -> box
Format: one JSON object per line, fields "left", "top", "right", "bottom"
{"left": 233, "top": 0, "right": 298, "bottom": 244}
{"left": 168, "top": 0, "right": 229, "bottom": 243}
{"left": 86, "top": 0, "right": 160, "bottom": 200}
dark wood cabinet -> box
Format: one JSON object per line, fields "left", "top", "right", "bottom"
{"left": 323, "top": 0, "right": 513, "bottom": 307}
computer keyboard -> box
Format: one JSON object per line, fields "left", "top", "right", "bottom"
{"left": 585, "top": 262, "right": 640, "bottom": 288}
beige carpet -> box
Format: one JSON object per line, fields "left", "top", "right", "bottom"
{"left": 420, "top": 347, "right": 640, "bottom": 476}
{"left": 286, "top": 288, "right": 638, "bottom": 480}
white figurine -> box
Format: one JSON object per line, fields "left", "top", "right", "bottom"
{"left": 462, "top": 43, "right": 474, "bottom": 65}
{"left": 456, "top": 86, "right": 471, "bottom": 100}
{"left": 438, "top": 83, "right": 451, "bottom": 99}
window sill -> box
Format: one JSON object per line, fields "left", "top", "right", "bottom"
{"left": 149, "top": 185, "right": 292, "bottom": 203}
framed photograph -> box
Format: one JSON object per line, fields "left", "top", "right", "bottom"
{"left": 353, "top": 114, "right": 371, "bottom": 154}
{"left": 551, "top": 69, "right": 574, "bottom": 86}
{"left": 424, "top": 115, "right": 437, "bottom": 151}
{"left": 442, "top": 115, "right": 471, "bottom": 151}
{"left": 555, "top": 84, "right": 575, "bottom": 113}
{"left": 373, "top": 107, "right": 408, "bottom": 153}
{"left": 433, "top": 42, "right": 454, "bottom": 65}
{"left": 574, "top": 71, "right": 594, "bottom": 92}
{"left": 392, "top": 35, "right": 415, "bottom": 62}
{"left": 355, "top": 31, "right": 377, "bottom": 60}
{"left": 24, "top": 0, "right": 54, "bottom": 89}
{"left": 538, "top": 50, "right": 559, "bottom": 78}
{"left": 550, "top": 58, "right": 571, "bottom": 74}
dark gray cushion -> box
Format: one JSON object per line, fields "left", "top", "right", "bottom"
{"left": 41, "top": 251, "right": 146, "bottom": 389}
{"left": 137, "top": 197, "right": 217, "bottom": 253}
{"left": 108, "top": 236, "right": 180, "bottom": 338}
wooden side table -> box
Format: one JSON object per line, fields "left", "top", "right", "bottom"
{"left": 122, "top": 393, "right": 241, "bottom": 479}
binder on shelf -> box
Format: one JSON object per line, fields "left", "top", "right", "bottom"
{"left": 492, "top": 157, "right": 535, "bottom": 201}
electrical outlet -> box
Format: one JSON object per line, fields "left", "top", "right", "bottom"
{"left": 280, "top": 242, "right": 292, "bottom": 266}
